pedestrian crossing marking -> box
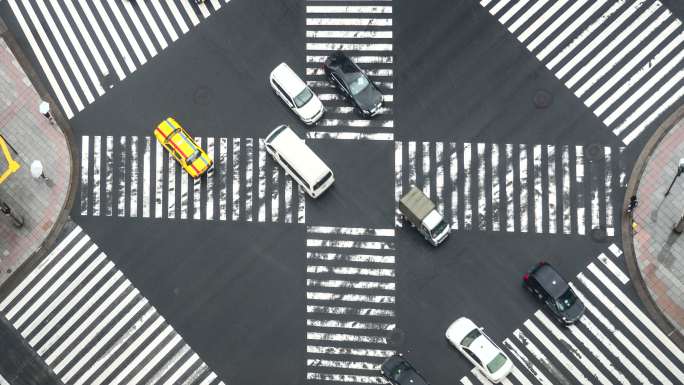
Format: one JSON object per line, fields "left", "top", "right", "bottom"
{"left": 79, "top": 135, "right": 306, "bottom": 223}
{"left": 0, "top": 226, "right": 226, "bottom": 385}
{"left": 502, "top": 338, "right": 553, "bottom": 385}
{"left": 459, "top": 245, "right": 684, "bottom": 385}
{"left": 305, "top": 225, "right": 397, "bottom": 384}
{"left": 396, "top": 141, "right": 625, "bottom": 236}
{"left": 6, "top": 0, "right": 232, "bottom": 119}
{"left": 480, "top": 0, "right": 684, "bottom": 145}
{"left": 305, "top": 0, "right": 394, "bottom": 141}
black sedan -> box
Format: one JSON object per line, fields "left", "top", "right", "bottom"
{"left": 323, "top": 51, "right": 383, "bottom": 118}
{"left": 381, "top": 354, "right": 430, "bottom": 385}
{"left": 523, "top": 262, "right": 585, "bottom": 325}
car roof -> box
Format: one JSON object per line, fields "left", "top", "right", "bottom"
{"left": 468, "top": 334, "right": 503, "bottom": 364}
{"left": 446, "top": 317, "right": 477, "bottom": 346}
{"left": 268, "top": 126, "right": 330, "bottom": 182}
{"left": 156, "top": 118, "right": 197, "bottom": 160}
{"left": 270, "top": 63, "right": 307, "bottom": 98}
{"left": 532, "top": 263, "right": 568, "bottom": 298}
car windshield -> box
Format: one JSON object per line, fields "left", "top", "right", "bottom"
{"left": 187, "top": 149, "right": 201, "bottom": 164}
{"left": 294, "top": 87, "right": 313, "bottom": 108}
{"left": 460, "top": 328, "right": 481, "bottom": 348}
{"left": 348, "top": 74, "right": 370, "bottom": 96}
{"left": 390, "top": 363, "right": 412, "bottom": 381}
{"left": 430, "top": 220, "right": 448, "bottom": 237}
{"left": 556, "top": 288, "right": 578, "bottom": 312}
{"left": 486, "top": 353, "right": 508, "bottom": 373}
{"left": 313, "top": 171, "right": 333, "bottom": 192}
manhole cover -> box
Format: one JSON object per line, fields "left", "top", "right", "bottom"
{"left": 586, "top": 143, "right": 603, "bottom": 161}
{"left": 590, "top": 227, "right": 607, "bottom": 242}
{"left": 533, "top": 90, "right": 553, "bottom": 109}
{"left": 101, "top": 73, "right": 116, "bottom": 89}
{"left": 173, "top": 287, "right": 180, "bottom": 295}
{"left": 388, "top": 328, "right": 405, "bottom": 346}
{"left": 193, "top": 86, "right": 212, "bottom": 106}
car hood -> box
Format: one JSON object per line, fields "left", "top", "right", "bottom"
{"left": 354, "top": 83, "right": 383, "bottom": 112}
{"left": 562, "top": 299, "right": 585, "bottom": 323}
{"left": 445, "top": 317, "right": 477, "bottom": 346}
{"left": 297, "top": 94, "right": 324, "bottom": 121}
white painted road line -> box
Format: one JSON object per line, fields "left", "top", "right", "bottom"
{"left": 534, "top": 311, "right": 610, "bottom": 385}
{"left": 587, "top": 264, "right": 684, "bottom": 365}
{"left": 571, "top": 282, "right": 663, "bottom": 384}
{"left": 503, "top": 337, "right": 553, "bottom": 385}
{"left": 574, "top": 276, "right": 673, "bottom": 384}
{"left": 524, "top": 319, "right": 592, "bottom": 385}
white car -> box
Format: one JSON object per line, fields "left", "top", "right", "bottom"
{"left": 269, "top": 62, "right": 324, "bottom": 125}
{"left": 445, "top": 317, "right": 513, "bottom": 383}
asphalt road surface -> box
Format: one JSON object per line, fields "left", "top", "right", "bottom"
{"left": 1, "top": 0, "right": 683, "bottom": 384}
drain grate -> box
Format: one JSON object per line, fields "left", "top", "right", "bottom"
{"left": 533, "top": 90, "right": 553, "bottom": 109}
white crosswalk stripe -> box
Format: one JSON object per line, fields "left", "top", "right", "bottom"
{"left": 5, "top": 0, "right": 233, "bottom": 119}
{"left": 480, "top": 0, "right": 684, "bottom": 146}
{"left": 78, "top": 135, "right": 306, "bottom": 223}
{"left": 305, "top": 226, "right": 397, "bottom": 384}
{"left": 459, "top": 245, "right": 684, "bottom": 385}
{"left": 396, "top": 141, "right": 625, "bottom": 235}
{"left": 0, "top": 226, "right": 226, "bottom": 385}
{"left": 305, "top": 0, "right": 394, "bottom": 141}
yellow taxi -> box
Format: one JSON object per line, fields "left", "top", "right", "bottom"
{"left": 154, "top": 117, "right": 212, "bottom": 178}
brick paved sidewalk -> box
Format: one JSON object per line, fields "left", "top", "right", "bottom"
{"left": 631, "top": 108, "right": 684, "bottom": 340}
{"left": 0, "top": 35, "right": 72, "bottom": 287}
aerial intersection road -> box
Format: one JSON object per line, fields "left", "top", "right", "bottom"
{"left": 0, "top": 0, "right": 683, "bottom": 384}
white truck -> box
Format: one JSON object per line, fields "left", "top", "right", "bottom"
{"left": 399, "top": 186, "right": 450, "bottom": 246}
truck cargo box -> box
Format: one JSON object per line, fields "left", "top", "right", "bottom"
{"left": 399, "top": 186, "right": 435, "bottom": 226}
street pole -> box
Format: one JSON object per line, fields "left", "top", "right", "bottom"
{"left": 664, "top": 158, "right": 684, "bottom": 196}
{"left": 675, "top": 209, "right": 684, "bottom": 234}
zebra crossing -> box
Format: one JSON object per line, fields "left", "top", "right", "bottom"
{"left": 0, "top": 225, "right": 225, "bottom": 385}
{"left": 305, "top": 2, "right": 395, "bottom": 141}
{"left": 458, "top": 245, "right": 684, "bottom": 385}
{"left": 479, "top": 0, "right": 684, "bottom": 146}
{"left": 395, "top": 141, "right": 626, "bottom": 236}
{"left": 79, "top": 135, "right": 306, "bottom": 223}
{"left": 305, "top": 226, "right": 397, "bottom": 384}
{"left": 5, "top": 0, "right": 231, "bottom": 119}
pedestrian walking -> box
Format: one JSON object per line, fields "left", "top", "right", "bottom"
{"left": 631, "top": 220, "right": 638, "bottom": 235}
{"left": 39, "top": 101, "right": 54, "bottom": 125}
{"left": 626, "top": 195, "right": 638, "bottom": 215}
{"left": 30, "top": 160, "right": 49, "bottom": 182}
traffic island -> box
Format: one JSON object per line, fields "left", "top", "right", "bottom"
{"left": 623, "top": 104, "right": 684, "bottom": 349}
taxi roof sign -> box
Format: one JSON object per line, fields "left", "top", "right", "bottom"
{"left": 0, "top": 135, "right": 20, "bottom": 184}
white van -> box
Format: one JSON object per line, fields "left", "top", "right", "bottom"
{"left": 264, "top": 125, "right": 334, "bottom": 198}
{"left": 269, "top": 63, "right": 325, "bottom": 125}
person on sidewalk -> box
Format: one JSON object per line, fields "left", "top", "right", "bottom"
{"left": 626, "top": 195, "right": 638, "bottom": 215}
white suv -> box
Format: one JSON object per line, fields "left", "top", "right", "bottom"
{"left": 269, "top": 62, "right": 324, "bottom": 125}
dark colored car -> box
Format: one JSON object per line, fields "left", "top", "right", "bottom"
{"left": 381, "top": 354, "right": 430, "bottom": 385}
{"left": 323, "top": 51, "right": 383, "bottom": 118}
{"left": 523, "top": 262, "right": 585, "bottom": 325}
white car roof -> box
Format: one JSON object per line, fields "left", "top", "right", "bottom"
{"left": 270, "top": 62, "right": 307, "bottom": 98}
{"left": 268, "top": 126, "right": 330, "bottom": 183}
{"left": 446, "top": 317, "right": 501, "bottom": 363}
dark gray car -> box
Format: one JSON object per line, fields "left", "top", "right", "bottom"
{"left": 381, "top": 354, "right": 430, "bottom": 385}
{"left": 523, "top": 262, "right": 585, "bottom": 325}
{"left": 323, "top": 51, "right": 383, "bottom": 118}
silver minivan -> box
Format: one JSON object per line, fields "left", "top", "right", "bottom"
{"left": 269, "top": 63, "right": 325, "bottom": 125}
{"left": 264, "top": 125, "right": 334, "bottom": 198}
